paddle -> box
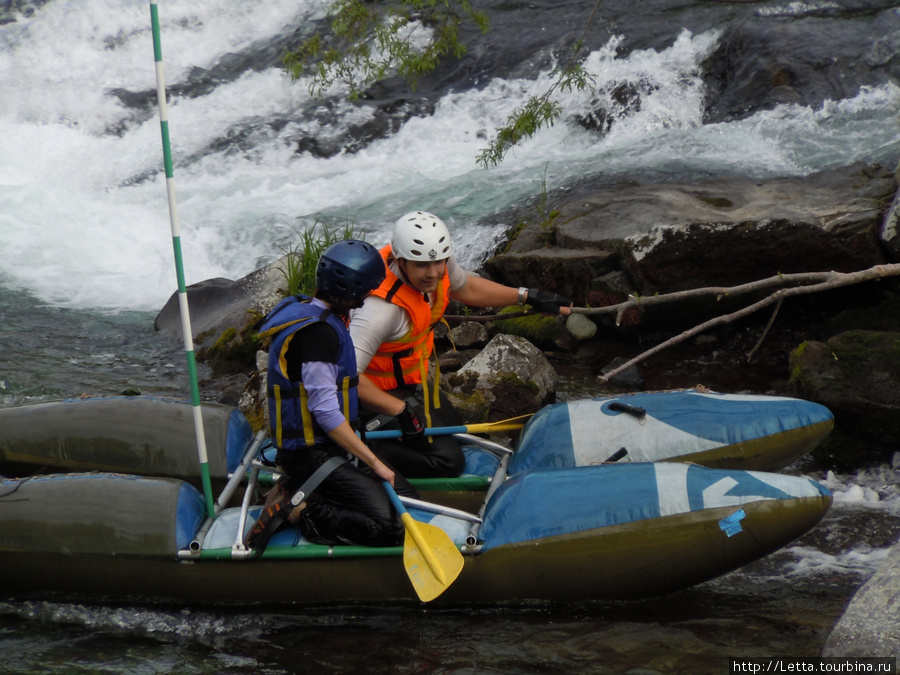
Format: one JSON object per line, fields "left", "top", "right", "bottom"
{"left": 367, "top": 416, "right": 531, "bottom": 440}
{"left": 382, "top": 481, "right": 464, "bottom": 602}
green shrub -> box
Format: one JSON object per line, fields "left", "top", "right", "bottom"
{"left": 279, "top": 222, "right": 363, "bottom": 297}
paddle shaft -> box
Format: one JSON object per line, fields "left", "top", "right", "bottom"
{"left": 367, "top": 421, "right": 525, "bottom": 440}
{"left": 399, "top": 495, "right": 482, "bottom": 523}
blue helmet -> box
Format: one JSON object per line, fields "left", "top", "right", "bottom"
{"left": 316, "top": 240, "right": 386, "bottom": 301}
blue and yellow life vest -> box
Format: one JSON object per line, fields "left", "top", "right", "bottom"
{"left": 257, "top": 296, "right": 359, "bottom": 450}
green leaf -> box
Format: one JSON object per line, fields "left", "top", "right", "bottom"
{"left": 284, "top": 0, "right": 603, "bottom": 167}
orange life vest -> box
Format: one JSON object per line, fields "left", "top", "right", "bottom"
{"left": 364, "top": 245, "right": 451, "bottom": 397}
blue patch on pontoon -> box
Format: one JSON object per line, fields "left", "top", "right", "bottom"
{"left": 719, "top": 509, "right": 746, "bottom": 537}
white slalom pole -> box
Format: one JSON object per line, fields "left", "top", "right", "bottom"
{"left": 149, "top": 1, "right": 215, "bottom": 518}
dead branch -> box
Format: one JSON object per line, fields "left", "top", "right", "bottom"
{"left": 572, "top": 270, "right": 852, "bottom": 325}
{"left": 599, "top": 263, "right": 900, "bottom": 383}
{"left": 448, "top": 267, "right": 900, "bottom": 324}
{"left": 747, "top": 298, "right": 782, "bottom": 363}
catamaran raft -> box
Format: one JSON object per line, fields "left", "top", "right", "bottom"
{"left": 0, "top": 390, "right": 833, "bottom": 604}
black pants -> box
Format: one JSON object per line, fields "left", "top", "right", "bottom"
{"left": 361, "top": 385, "right": 466, "bottom": 479}
{"left": 276, "top": 444, "right": 418, "bottom": 547}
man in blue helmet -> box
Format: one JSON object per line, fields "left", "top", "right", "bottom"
{"left": 252, "top": 240, "right": 418, "bottom": 551}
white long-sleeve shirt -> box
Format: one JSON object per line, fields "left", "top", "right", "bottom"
{"left": 349, "top": 255, "right": 468, "bottom": 374}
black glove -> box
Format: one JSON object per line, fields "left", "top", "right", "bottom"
{"left": 527, "top": 288, "right": 572, "bottom": 313}
{"left": 397, "top": 402, "right": 425, "bottom": 443}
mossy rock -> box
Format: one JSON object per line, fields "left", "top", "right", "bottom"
{"left": 488, "top": 307, "right": 576, "bottom": 351}
{"left": 789, "top": 330, "right": 900, "bottom": 467}
{"left": 196, "top": 322, "right": 260, "bottom": 377}
{"left": 440, "top": 379, "right": 493, "bottom": 424}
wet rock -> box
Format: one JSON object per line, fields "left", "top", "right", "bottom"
{"left": 486, "top": 163, "right": 896, "bottom": 314}
{"left": 155, "top": 264, "right": 286, "bottom": 409}
{"left": 155, "top": 265, "right": 284, "bottom": 356}
{"left": 599, "top": 357, "right": 644, "bottom": 390}
{"left": 483, "top": 247, "right": 619, "bottom": 308}
{"left": 488, "top": 308, "right": 578, "bottom": 352}
{"left": 292, "top": 95, "right": 436, "bottom": 159}
{"left": 443, "top": 334, "right": 558, "bottom": 423}
{"left": 566, "top": 313, "right": 598, "bottom": 341}
{"left": 571, "top": 164, "right": 892, "bottom": 296}
{"left": 822, "top": 536, "right": 900, "bottom": 661}
{"left": 789, "top": 330, "right": 900, "bottom": 468}
{"left": 573, "top": 81, "right": 646, "bottom": 137}
{"left": 449, "top": 321, "right": 489, "bottom": 349}
{"left": 699, "top": 15, "right": 900, "bottom": 125}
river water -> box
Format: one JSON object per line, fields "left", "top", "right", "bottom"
{"left": 2, "top": 0, "right": 900, "bottom": 672}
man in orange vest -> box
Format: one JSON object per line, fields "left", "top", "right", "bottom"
{"left": 349, "top": 211, "right": 572, "bottom": 478}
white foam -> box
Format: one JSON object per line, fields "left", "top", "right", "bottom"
{"left": 783, "top": 544, "right": 891, "bottom": 577}
{"left": 818, "top": 461, "right": 900, "bottom": 511}
{"left": 2, "top": 8, "right": 897, "bottom": 311}
{"left": 774, "top": 459, "right": 900, "bottom": 579}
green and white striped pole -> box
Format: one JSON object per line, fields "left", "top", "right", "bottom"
{"left": 150, "top": 1, "right": 216, "bottom": 518}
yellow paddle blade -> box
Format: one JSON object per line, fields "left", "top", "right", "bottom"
{"left": 400, "top": 512, "right": 464, "bottom": 602}
{"left": 465, "top": 414, "right": 533, "bottom": 435}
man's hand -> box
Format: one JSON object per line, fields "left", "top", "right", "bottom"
{"left": 527, "top": 288, "right": 573, "bottom": 314}
{"left": 397, "top": 402, "right": 425, "bottom": 443}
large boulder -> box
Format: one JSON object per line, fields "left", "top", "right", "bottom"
{"left": 155, "top": 264, "right": 286, "bottom": 379}
{"left": 616, "top": 165, "right": 893, "bottom": 294}
{"left": 485, "top": 163, "right": 896, "bottom": 323}
{"left": 442, "top": 334, "right": 558, "bottom": 424}
{"left": 789, "top": 329, "right": 900, "bottom": 468}
{"left": 700, "top": 20, "right": 896, "bottom": 124}
{"left": 822, "top": 537, "right": 900, "bottom": 661}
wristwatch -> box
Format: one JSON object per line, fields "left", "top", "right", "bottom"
{"left": 517, "top": 287, "right": 528, "bottom": 305}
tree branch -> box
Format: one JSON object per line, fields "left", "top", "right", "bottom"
{"left": 598, "top": 264, "right": 900, "bottom": 383}
{"left": 747, "top": 297, "right": 782, "bottom": 363}
{"left": 572, "top": 270, "right": 855, "bottom": 325}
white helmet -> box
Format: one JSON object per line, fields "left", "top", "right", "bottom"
{"left": 391, "top": 211, "right": 452, "bottom": 262}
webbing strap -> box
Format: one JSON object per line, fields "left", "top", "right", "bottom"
{"left": 384, "top": 278, "right": 404, "bottom": 304}
{"left": 290, "top": 455, "right": 347, "bottom": 505}
{"left": 390, "top": 349, "right": 411, "bottom": 388}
